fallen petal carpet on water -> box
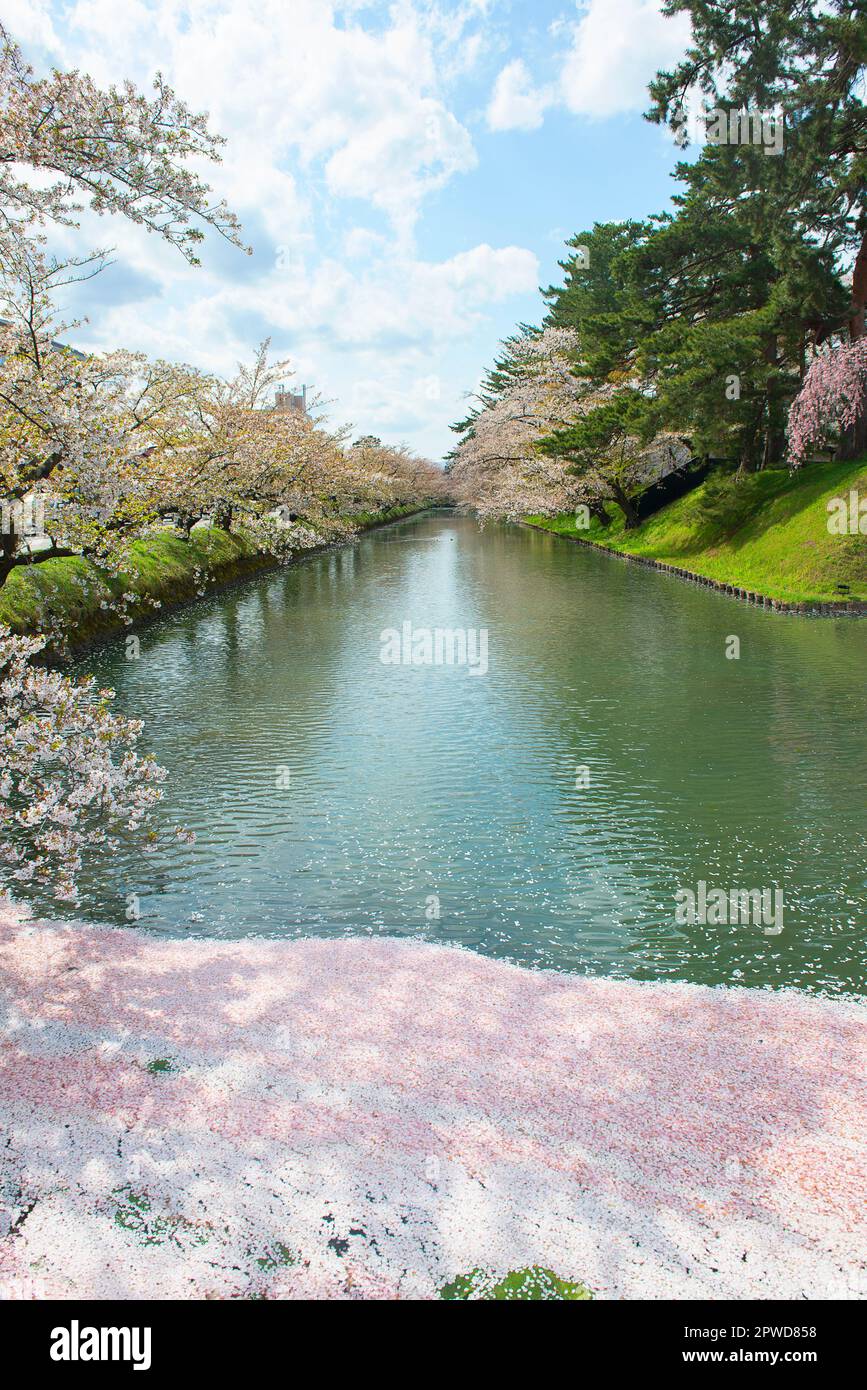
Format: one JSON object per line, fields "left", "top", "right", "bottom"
{"left": 0, "top": 902, "right": 864, "bottom": 1300}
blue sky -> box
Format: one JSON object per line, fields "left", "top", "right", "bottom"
{"left": 11, "top": 0, "right": 694, "bottom": 460}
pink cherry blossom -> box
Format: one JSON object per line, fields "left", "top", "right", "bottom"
{"left": 0, "top": 899, "right": 863, "bottom": 1300}
{"left": 787, "top": 337, "right": 867, "bottom": 466}
{"left": 0, "top": 626, "right": 171, "bottom": 902}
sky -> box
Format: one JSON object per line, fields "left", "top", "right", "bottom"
{"left": 9, "top": 0, "right": 694, "bottom": 462}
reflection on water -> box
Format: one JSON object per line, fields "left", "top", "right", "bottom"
{"left": 64, "top": 511, "right": 866, "bottom": 995}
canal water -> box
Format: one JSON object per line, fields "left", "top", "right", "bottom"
{"left": 72, "top": 510, "right": 866, "bottom": 994}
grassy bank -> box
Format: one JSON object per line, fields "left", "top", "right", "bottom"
{"left": 0, "top": 503, "right": 427, "bottom": 657}
{"left": 526, "top": 459, "right": 867, "bottom": 605}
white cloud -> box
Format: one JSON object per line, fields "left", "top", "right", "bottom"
{"left": 211, "top": 243, "right": 540, "bottom": 349}
{"left": 60, "top": 0, "right": 478, "bottom": 241}
{"left": 424, "top": 244, "right": 539, "bottom": 306}
{"left": 485, "top": 0, "right": 691, "bottom": 131}
{"left": 325, "top": 100, "right": 476, "bottom": 241}
{"left": 0, "top": 0, "right": 60, "bottom": 50}
{"left": 559, "top": 0, "right": 692, "bottom": 118}
{"left": 486, "top": 59, "right": 550, "bottom": 132}
{"left": 66, "top": 238, "right": 539, "bottom": 461}
{"left": 343, "top": 228, "right": 389, "bottom": 262}
{"left": 9, "top": 1, "right": 543, "bottom": 459}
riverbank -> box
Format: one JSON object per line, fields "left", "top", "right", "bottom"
{"left": 0, "top": 504, "right": 430, "bottom": 660}
{"left": 526, "top": 458, "right": 867, "bottom": 610}
{"left": 0, "top": 899, "right": 864, "bottom": 1301}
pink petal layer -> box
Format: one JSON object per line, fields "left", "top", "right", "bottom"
{"left": 0, "top": 900, "right": 864, "bottom": 1300}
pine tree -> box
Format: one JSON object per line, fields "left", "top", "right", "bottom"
{"left": 647, "top": 0, "right": 867, "bottom": 456}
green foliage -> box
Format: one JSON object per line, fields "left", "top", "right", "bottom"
{"left": 145, "top": 1057, "right": 178, "bottom": 1075}
{"left": 647, "top": 1, "right": 867, "bottom": 292}
{"left": 454, "top": 4, "right": 866, "bottom": 499}
{"left": 543, "top": 204, "right": 840, "bottom": 471}
{"left": 544, "top": 392, "right": 644, "bottom": 459}
{"left": 526, "top": 457, "right": 867, "bottom": 604}
{"left": 693, "top": 468, "right": 764, "bottom": 530}
{"left": 535, "top": 4, "right": 865, "bottom": 474}
{"left": 543, "top": 222, "right": 651, "bottom": 379}
{"left": 112, "top": 1187, "right": 209, "bottom": 1248}
{"left": 254, "top": 1242, "right": 296, "bottom": 1273}
{"left": 344, "top": 502, "right": 427, "bottom": 529}
{"left": 0, "top": 510, "right": 425, "bottom": 657}
{"left": 440, "top": 1266, "right": 594, "bottom": 1301}
{"left": 0, "top": 527, "right": 265, "bottom": 655}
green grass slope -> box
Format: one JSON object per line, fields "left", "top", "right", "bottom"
{"left": 0, "top": 527, "right": 266, "bottom": 655}
{"left": 526, "top": 458, "right": 867, "bottom": 605}
{"left": 0, "top": 503, "right": 429, "bottom": 656}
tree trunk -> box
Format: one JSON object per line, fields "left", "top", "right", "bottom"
{"left": 610, "top": 483, "right": 640, "bottom": 529}
{"left": 837, "top": 408, "right": 867, "bottom": 461}
{"left": 737, "top": 408, "right": 763, "bottom": 475}
{"left": 836, "top": 234, "right": 867, "bottom": 458}
{"left": 0, "top": 532, "right": 17, "bottom": 590}
{"left": 848, "top": 232, "right": 867, "bottom": 342}
{"left": 589, "top": 500, "right": 611, "bottom": 527}
{"left": 0, "top": 538, "right": 77, "bottom": 593}
{"left": 762, "top": 424, "right": 786, "bottom": 469}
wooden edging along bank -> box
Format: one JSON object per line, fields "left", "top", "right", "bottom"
{"left": 521, "top": 521, "right": 867, "bottom": 617}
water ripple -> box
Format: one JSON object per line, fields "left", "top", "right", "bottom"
{"left": 59, "top": 512, "right": 867, "bottom": 995}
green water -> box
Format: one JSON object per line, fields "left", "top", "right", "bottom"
{"left": 72, "top": 510, "right": 866, "bottom": 994}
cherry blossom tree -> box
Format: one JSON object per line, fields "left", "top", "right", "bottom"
{"left": 135, "top": 341, "right": 441, "bottom": 548}
{"left": 345, "top": 436, "right": 450, "bottom": 515}
{"left": 0, "top": 322, "right": 444, "bottom": 601}
{"left": 0, "top": 23, "right": 448, "bottom": 906}
{"left": 0, "top": 270, "right": 146, "bottom": 588}
{"left": 0, "top": 14, "right": 250, "bottom": 590}
{"left": 0, "top": 21, "right": 246, "bottom": 269}
{"left": 450, "top": 326, "right": 692, "bottom": 524}
{"left": 787, "top": 337, "right": 867, "bottom": 468}
{"left": 0, "top": 625, "right": 186, "bottom": 904}
{"left": 540, "top": 392, "right": 693, "bottom": 530}
{"left": 448, "top": 328, "right": 606, "bottom": 520}
{"left": 0, "top": 25, "right": 443, "bottom": 591}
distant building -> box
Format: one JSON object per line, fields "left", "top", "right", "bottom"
{"left": 274, "top": 384, "right": 307, "bottom": 415}
{"left": 0, "top": 316, "right": 87, "bottom": 361}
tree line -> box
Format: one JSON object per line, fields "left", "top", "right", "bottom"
{"left": 449, "top": 0, "right": 867, "bottom": 523}
{"left": 0, "top": 22, "right": 444, "bottom": 600}
{"left": 0, "top": 19, "right": 444, "bottom": 904}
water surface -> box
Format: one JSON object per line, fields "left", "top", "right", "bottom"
{"left": 71, "top": 511, "right": 866, "bottom": 994}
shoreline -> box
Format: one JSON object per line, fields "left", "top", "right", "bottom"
{"left": 1, "top": 901, "right": 864, "bottom": 1300}
{"left": 1, "top": 505, "right": 434, "bottom": 665}
{"left": 520, "top": 521, "right": 867, "bottom": 616}
{"left": 521, "top": 457, "right": 867, "bottom": 614}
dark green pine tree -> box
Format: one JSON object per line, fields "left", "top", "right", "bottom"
{"left": 647, "top": 0, "right": 867, "bottom": 456}
{"left": 624, "top": 160, "right": 845, "bottom": 470}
